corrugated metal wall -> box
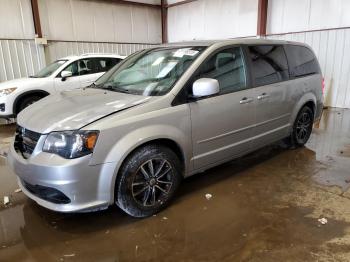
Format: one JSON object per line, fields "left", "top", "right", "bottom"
{"left": 167, "top": 0, "right": 258, "bottom": 42}
{"left": 0, "top": 0, "right": 45, "bottom": 82}
{"left": 267, "top": 0, "right": 350, "bottom": 34}
{"left": 0, "top": 0, "right": 162, "bottom": 83}
{"left": 38, "top": 0, "right": 162, "bottom": 63}
{"left": 38, "top": 0, "right": 161, "bottom": 43}
{"left": 267, "top": 0, "right": 350, "bottom": 108}
{"left": 0, "top": 39, "right": 45, "bottom": 82}
{"left": 268, "top": 29, "right": 350, "bottom": 109}
{"left": 0, "top": 0, "right": 35, "bottom": 39}
{"left": 45, "top": 41, "right": 157, "bottom": 63}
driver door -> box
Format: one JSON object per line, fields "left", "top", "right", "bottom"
{"left": 189, "top": 46, "right": 256, "bottom": 170}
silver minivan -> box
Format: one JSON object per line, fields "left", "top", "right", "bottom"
{"left": 8, "top": 39, "right": 323, "bottom": 217}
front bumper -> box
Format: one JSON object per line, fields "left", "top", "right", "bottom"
{"left": 7, "top": 140, "right": 117, "bottom": 213}
{"left": 0, "top": 95, "right": 14, "bottom": 117}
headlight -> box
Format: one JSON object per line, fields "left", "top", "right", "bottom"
{"left": 0, "top": 87, "right": 17, "bottom": 97}
{"left": 43, "top": 130, "right": 99, "bottom": 159}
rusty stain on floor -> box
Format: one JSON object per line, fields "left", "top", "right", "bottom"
{"left": 1, "top": 108, "right": 350, "bottom": 261}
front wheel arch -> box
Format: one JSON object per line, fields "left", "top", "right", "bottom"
{"left": 13, "top": 90, "right": 50, "bottom": 115}
{"left": 115, "top": 143, "right": 183, "bottom": 217}
{"left": 112, "top": 138, "right": 185, "bottom": 198}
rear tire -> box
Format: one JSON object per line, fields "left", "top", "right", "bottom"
{"left": 284, "top": 106, "right": 314, "bottom": 148}
{"left": 115, "top": 145, "right": 182, "bottom": 218}
{"left": 17, "top": 95, "right": 42, "bottom": 114}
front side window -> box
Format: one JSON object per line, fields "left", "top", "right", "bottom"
{"left": 94, "top": 46, "right": 206, "bottom": 96}
{"left": 195, "top": 47, "right": 247, "bottom": 94}
{"left": 60, "top": 59, "right": 97, "bottom": 77}
{"left": 61, "top": 61, "right": 79, "bottom": 77}
{"left": 285, "top": 45, "right": 321, "bottom": 78}
{"left": 248, "top": 45, "right": 289, "bottom": 87}
{"left": 32, "top": 60, "right": 68, "bottom": 78}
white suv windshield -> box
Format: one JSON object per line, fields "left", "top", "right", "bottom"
{"left": 31, "top": 60, "right": 68, "bottom": 78}
{"left": 94, "top": 47, "right": 206, "bottom": 96}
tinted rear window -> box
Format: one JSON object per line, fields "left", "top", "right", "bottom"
{"left": 248, "top": 45, "right": 289, "bottom": 87}
{"left": 285, "top": 45, "right": 320, "bottom": 78}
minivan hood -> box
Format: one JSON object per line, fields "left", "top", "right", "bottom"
{"left": 17, "top": 88, "right": 152, "bottom": 134}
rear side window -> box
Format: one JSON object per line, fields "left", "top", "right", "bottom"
{"left": 248, "top": 45, "right": 289, "bottom": 87}
{"left": 94, "top": 58, "right": 121, "bottom": 73}
{"left": 285, "top": 45, "right": 320, "bottom": 78}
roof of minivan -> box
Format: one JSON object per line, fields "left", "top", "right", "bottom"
{"left": 164, "top": 38, "right": 307, "bottom": 47}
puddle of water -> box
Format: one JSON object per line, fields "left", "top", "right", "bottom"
{"left": 307, "top": 109, "right": 350, "bottom": 191}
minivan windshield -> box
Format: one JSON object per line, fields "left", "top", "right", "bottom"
{"left": 31, "top": 60, "right": 68, "bottom": 78}
{"left": 94, "top": 46, "right": 206, "bottom": 96}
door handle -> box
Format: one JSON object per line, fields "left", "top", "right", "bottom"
{"left": 257, "top": 93, "right": 270, "bottom": 100}
{"left": 239, "top": 97, "right": 254, "bottom": 104}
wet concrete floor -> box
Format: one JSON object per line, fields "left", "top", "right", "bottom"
{"left": 1, "top": 109, "right": 350, "bottom": 261}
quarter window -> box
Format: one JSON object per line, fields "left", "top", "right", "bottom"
{"left": 196, "top": 47, "right": 247, "bottom": 94}
{"left": 248, "top": 45, "right": 289, "bottom": 87}
{"left": 285, "top": 45, "right": 320, "bottom": 78}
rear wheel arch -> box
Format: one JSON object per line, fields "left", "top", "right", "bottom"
{"left": 290, "top": 93, "right": 317, "bottom": 129}
{"left": 292, "top": 100, "right": 316, "bottom": 126}
{"left": 303, "top": 100, "right": 316, "bottom": 116}
{"left": 13, "top": 90, "right": 50, "bottom": 115}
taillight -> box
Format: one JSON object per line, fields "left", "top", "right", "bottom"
{"left": 322, "top": 77, "right": 325, "bottom": 95}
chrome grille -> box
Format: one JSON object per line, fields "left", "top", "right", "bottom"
{"left": 14, "top": 126, "right": 41, "bottom": 158}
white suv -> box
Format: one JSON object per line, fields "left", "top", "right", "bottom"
{"left": 0, "top": 53, "right": 125, "bottom": 118}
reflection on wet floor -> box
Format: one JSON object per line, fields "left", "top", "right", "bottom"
{"left": 308, "top": 109, "right": 350, "bottom": 191}
{"left": 1, "top": 108, "right": 350, "bottom": 261}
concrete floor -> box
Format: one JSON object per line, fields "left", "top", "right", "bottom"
{"left": 1, "top": 108, "right": 350, "bottom": 261}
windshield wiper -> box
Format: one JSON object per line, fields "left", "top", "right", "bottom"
{"left": 101, "top": 84, "right": 131, "bottom": 94}
{"left": 88, "top": 82, "right": 98, "bottom": 88}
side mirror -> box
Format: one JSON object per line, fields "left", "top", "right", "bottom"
{"left": 192, "top": 78, "right": 219, "bottom": 98}
{"left": 61, "top": 71, "right": 72, "bottom": 81}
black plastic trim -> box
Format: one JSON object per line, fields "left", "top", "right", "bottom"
{"left": 23, "top": 180, "right": 71, "bottom": 204}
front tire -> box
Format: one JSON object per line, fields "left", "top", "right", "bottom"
{"left": 285, "top": 106, "right": 314, "bottom": 148}
{"left": 116, "top": 145, "right": 182, "bottom": 218}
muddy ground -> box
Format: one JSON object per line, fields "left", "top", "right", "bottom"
{"left": 0, "top": 109, "right": 350, "bottom": 261}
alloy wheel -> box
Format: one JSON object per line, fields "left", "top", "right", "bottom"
{"left": 131, "top": 159, "right": 174, "bottom": 207}
{"left": 296, "top": 111, "right": 312, "bottom": 143}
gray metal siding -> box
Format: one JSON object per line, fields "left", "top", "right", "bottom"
{"left": 0, "top": 39, "right": 45, "bottom": 83}
{"left": 45, "top": 41, "right": 157, "bottom": 63}
{"left": 268, "top": 28, "right": 350, "bottom": 109}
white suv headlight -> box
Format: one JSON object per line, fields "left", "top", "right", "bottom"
{"left": 43, "top": 130, "right": 99, "bottom": 159}
{"left": 0, "top": 87, "right": 17, "bottom": 97}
